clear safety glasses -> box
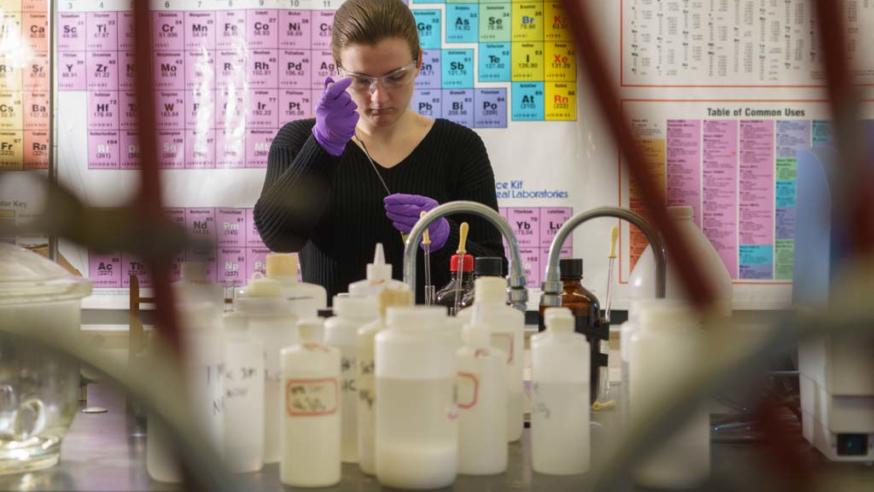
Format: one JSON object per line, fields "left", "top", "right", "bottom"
{"left": 338, "top": 62, "right": 418, "bottom": 93}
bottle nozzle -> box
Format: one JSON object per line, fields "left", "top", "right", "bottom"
{"left": 456, "top": 222, "right": 469, "bottom": 255}
{"left": 367, "top": 243, "right": 392, "bottom": 282}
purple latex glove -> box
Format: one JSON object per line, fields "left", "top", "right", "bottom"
{"left": 384, "top": 193, "right": 451, "bottom": 251}
{"left": 312, "top": 77, "right": 359, "bottom": 156}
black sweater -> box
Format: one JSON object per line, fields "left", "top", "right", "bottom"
{"left": 254, "top": 118, "right": 505, "bottom": 302}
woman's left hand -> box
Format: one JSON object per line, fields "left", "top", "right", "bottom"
{"left": 384, "top": 193, "right": 450, "bottom": 250}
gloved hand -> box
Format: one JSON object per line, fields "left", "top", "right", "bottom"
{"left": 384, "top": 193, "right": 450, "bottom": 251}
{"left": 312, "top": 77, "right": 359, "bottom": 156}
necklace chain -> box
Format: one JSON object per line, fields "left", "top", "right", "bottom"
{"left": 353, "top": 134, "right": 392, "bottom": 197}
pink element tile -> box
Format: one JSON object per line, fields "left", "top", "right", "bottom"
{"left": 246, "top": 247, "right": 271, "bottom": 280}
{"left": 279, "top": 10, "right": 311, "bottom": 49}
{"left": 186, "top": 207, "right": 217, "bottom": 242}
{"left": 153, "top": 51, "right": 185, "bottom": 90}
{"left": 247, "top": 9, "right": 279, "bottom": 49}
{"left": 185, "top": 128, "right": 216, "bottom": 168}
{"left": 311, "top": 50, "right": 338, "bottom": 88}
{"left": 248, "top": 89, "right": 279, "bottom": 128}
{"left": 279, "top": 49, "right": 311, "bottom": 89}
{"left": 216, "top": 88, "right": 247, "bottom": 130}
{"left": 186, "top": 90, "right": 215, "bottom": 130}
{"left": 118, "top": 51, "right": 136, "bottom": 91}
{"left": 152, "top": 11, "right": 184, "bottom": 51}
{"left": 89, "top": 252, "right": 122, "bottom": 288}
{"left": 185, "top": 49, "right": 215, "bottom": 92}
{"left": 119, "top": 130, "right": 140, "bottom": 169}
{"left": 58, "top": 13, "right": 86, "bottom": 51}
{"left": 249, "top": 49, "right": 279, "bottom": 88}
{"left": 519, "top": 247, "right": 541, "bottom": 288}
{"left": 246, "top": 208, "right": 262, "bottom": 246}
{"left": 155, "top": 91, "right": 185, "bottom": 130}
{"left": 87, "top": 130, "right": 120, "bottom": 169}
{"left": 246, "top": 129, "right": 274, "bottom": 168}
{"left": 23, "top": 130, "right": 48, "bottom": 169}
{"left": 280, "top": 89, "right": 313, "bottom": 122}
{"left": 508, "top": 208, "right": 540, "bottom": 247}
{"left": 166, "top": 208, "right": 187, "bottom": 279}
{"left": 540, "top": 207, "right": 572, "bottom": 249}
{"left": 58, "top": 51, "right": 86, "bottom": 91}
{"left": 184, "top": 11, "right": 216, "bottom": 50}
{"left": 117, "top": 11, "right": 135, "bottom": 51}
{"left": 216, "top": 10, "right": 246, "bottom": 50}
{"left": 87, "top": 91, "right": 119, "bottom": 131}
{"left": 216, "top": 49, "right": 247, "bottom": 90}
{"left": 122, "top": 256, "right": 150, "bottom": 288}
{"left": 217, "top": 208, "right": 247, "bottom": 246}
{"left": 23, "top": 12, "right": 48, "bottom": 53}
{"left": 218, "top": 247, "right": 247, "bottom": 286}
{"left": 86, "top": 11, "right": 117, "bottom": 51}
{"left": 118, "top": 91, "right": 138, "bottom": 130}
{"left": 86, "top": 51, "right": 118, "bottom": 91}
{"left": 22, "top": 52, "right": 48, "bottom": 92}
{"left": 311, "top": 11, "right": 334, "bottom": 50}
{"left": 157, "top": 131, "right": 185, "bottom": 169}
{"left": 216, "top": 128, "right": 246, "bottom": 168}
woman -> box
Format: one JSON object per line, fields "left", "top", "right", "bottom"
{"left": 255, "top": 0, "right": 504, "bottom": 302}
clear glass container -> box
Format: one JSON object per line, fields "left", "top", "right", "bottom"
{"left": 0, "top": 244, "right": 92, "bottom": 474}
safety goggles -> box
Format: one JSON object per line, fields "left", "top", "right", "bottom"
{"left": 337, "top": 62, "right": 418, "bottom": 93}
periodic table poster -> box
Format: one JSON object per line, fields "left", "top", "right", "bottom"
{"left": 54, "top": 0, "right": 586, "bottom": 309}
{"left": 53, "top": 0, "right": 871, "bottom": 310}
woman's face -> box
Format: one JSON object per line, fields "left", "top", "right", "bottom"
{"left": 338, "top": 37, "right": 419, "bottom": 128}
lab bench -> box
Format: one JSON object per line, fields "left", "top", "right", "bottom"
{"left": 1, "top": 382, "right": 872, "bottom": 492}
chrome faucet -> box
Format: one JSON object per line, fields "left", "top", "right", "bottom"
{"left": 402, "top": 201, "right": 528, "bottom": 311}
{"left": 541, "top": 207, "right": 667, "bottom": 307}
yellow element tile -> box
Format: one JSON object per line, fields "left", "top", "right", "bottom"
{"left": 544, "top": 41, "right": 576, "bottom": 82}
{"left": 512, "top": 2, "right": 544, "bottom": 42}
{"left": 0, "top": 130, "right": 23, "bottom": 169}
{"left": 544, "top": 82, "right": 576, "bottom": 121}
{"left": 0, "top": 91, "right": 22, "bottom": 130}
{"left": 511, "top": 42, "right": 544, "bottom": 81}
{"left": 544, "top": 1, "right": 571, "bottom": 41}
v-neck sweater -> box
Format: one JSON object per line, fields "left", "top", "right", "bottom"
{"left": 254, "top": 118, "right": 505, "bottom": 303}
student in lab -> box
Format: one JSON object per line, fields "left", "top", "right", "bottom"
{"left": 254, "top": 0, "right": 505, "bottom": 302}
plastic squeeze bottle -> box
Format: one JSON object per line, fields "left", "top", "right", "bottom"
{"left": 265, "top": 253, "right": 327, "bottom": 319}
{"left": 348, "top": 243, "right": 407, "bottom": 298}
{"left": 356, "top": 285, "right": 414, "bottom": 475}
{"left": 531, "top": 307, "right": 591, "bottom": 475}
{"left": 324, "top": 294, "right": 379, "bottom": 463}
{"left": 280, "top": 318, "right": 342, "bottom": 487}
{"left": 457, "top": 321, "right": 508, "bottom": 475}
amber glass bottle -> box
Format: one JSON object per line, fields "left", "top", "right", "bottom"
{"left": 538, "top": 258, "right": 606, "bottom": 401}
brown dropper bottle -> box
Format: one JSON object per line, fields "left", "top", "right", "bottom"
{"left": 538, "top": 258, "right": 606, "bottom": 402}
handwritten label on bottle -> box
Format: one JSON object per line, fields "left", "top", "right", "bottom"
{"left": 491, "top": 333, "right": 514, "bottom": 363}
{"left": 341, "top": 356, "right": 356, "bottom": 393}
{"left": 358, "top": 357, "right": 375, "bottom": 409}
{"left": 456, "top": 371, "right": 479, "bottom": 409}
{"left": 285, "top": 377, "right": 339, "bottom": 417}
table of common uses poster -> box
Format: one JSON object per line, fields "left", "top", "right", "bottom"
{"left": 55, "top": 0, "right": 583, "bottom": 308}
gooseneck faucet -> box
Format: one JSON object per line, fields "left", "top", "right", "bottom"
{"left": 403, "top": 201, "right": 528, "bottom": 312}
{"left": 540, "top": 207, "right": 667, "bottom": 307}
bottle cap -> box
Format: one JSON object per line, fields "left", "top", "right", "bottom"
{"left": 462, "top": 322, "right": 491, "bottom": 348}
{"left": 386, "top": 306, "right": 446, "bottom": 329}
{"left": 559, "top": 258, "right": 583, "bottom": 280}
{"left": 377, "top": 285, "right": 413, "bottom": 318}
{"left": 544, "top": 307, "right": 574, "bottom": 333}
{"left": 297, "top": 318, "right": 324, "bottom": 342}
{"left": 366, "top": 243, "right": 392, "bottom": 282}
{"left": 638, "top": 300, "right": 696, "bottom": 332}
{"left": 474, "top": 277, "right": 507, "bottom": 305}
{"left": 266, "top": 253, "right": 298, "bottom": 279}
{"left": 450, "top": 254, "right": 474, "bottom": 272}
{"left": 243, "top": 274, "right": 281, "bottom": 298}
{"left": 667, "top": 205, "right": 693, "bottom": 220}
{"left": 474, "top": 257, "right": 504, "bottom": 277}
{"left": 333, "top": 294, "right": 379, "bottom": 318}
